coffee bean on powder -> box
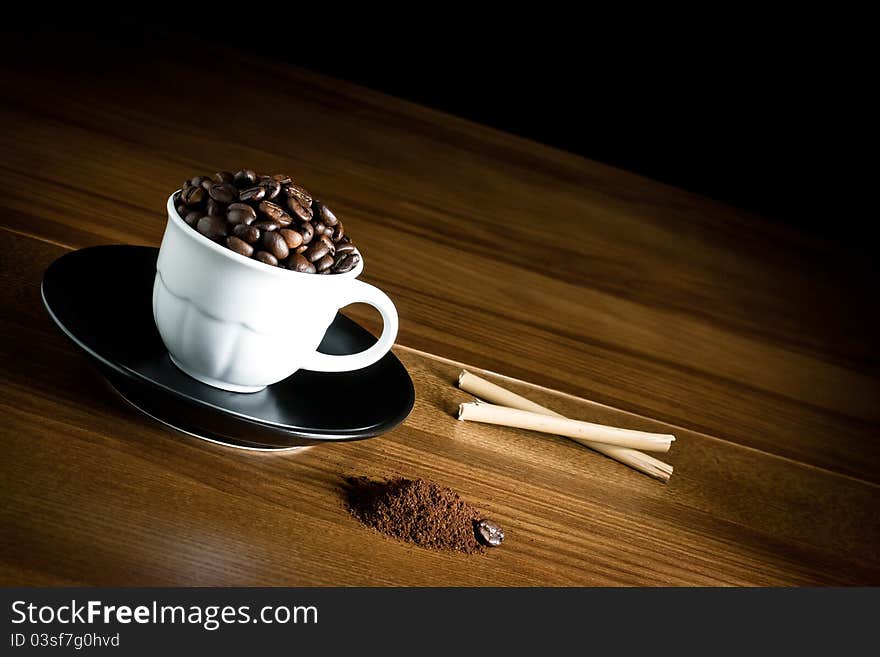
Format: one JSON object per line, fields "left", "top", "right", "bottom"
{"left": 346, "top": 477, "right": 498, "bottom": 554}
{"left": 475, "top": 519, "right": 505, "bottom": 547}
{"left": 177, "top": 170, "right": 359, "bottom": 273}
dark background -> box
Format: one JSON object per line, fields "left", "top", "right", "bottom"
{"left": 3, "top": 17, "right": 870, "bottom": 247}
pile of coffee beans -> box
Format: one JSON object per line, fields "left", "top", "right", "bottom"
{"left": 345, "top": 476, "right": 505, "bottom": 553}
{"left": 172, "top": 170, "right": 360, "bottom": 274}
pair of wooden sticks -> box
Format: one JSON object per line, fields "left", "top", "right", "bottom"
{"left": 456, "top": 370, "right": 674, "bottom": 483}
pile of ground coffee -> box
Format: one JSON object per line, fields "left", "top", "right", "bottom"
{"left": 346, "top": 477, "right": 502, "bottom": 554}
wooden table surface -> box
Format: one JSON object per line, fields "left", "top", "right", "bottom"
{"left": 1, "top": 44, "right": 878, "bottom": 586}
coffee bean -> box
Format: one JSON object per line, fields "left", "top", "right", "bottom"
{"left": 279, "top": 228, "right": 303, "bottom": 249}
{"left": 316, "top": 254, "right": 335, "bottom": 272}
{"left": 475, "top": 519, "right": 504, "bottom": 547}
{"left": 232, "top": 224, "right": 260, "bottom": 243}
{"left": 258, "top": 201, "right": 292, "bottom": 226}
{"left": 209, "top": 182, "right": 238, "bottom": 203}
{"left": 253, "top": 220, "right": 279, "bottom": 231}
{"left": 303, "top": 242, "right": 330, "bottom": 262}
{"left": 317, "top": 234, "right": 335, "bottom": 255}
{"left": 176, "top": 170, "right": 358, "bottom": 274}
{"left": 284, "top": 182, "right": 312, "bottom": 204}
{"left": 227, "top": 202, "right": 257, "bottom": 225}
{"left": 239, "top": 186, "right": 266, "bottom": 202}
{"left": 298, "top": 221, "right": 314, "bottom": 244}
{"left": 289, "top": 253, "right": 316, "bottom": 273}
{"left": 254, "top": 251, "right": 279, "bottom": 267}
{"left": 332, "top": 253, "right": 360, "bottom": 273}
{"left": 262, "top": 231, "right": 290, "bottom": 260}
{"left": 206, "top": 198, "right": 226, "bottom": 217}
{"left": 182, "top": 185, "right": 206, "bottom": 207}
{"left": 225, "top": 236, "right": 254, "bottom": 257}
{"left": 287, "top": 195, "right": 313, "bottom": 222}
{"left": 233, "top": 169, "right": 257, "bottom": 188}
{"left": 317, "top": 201, "right": 339, "bottom": 226}
{"left": 260, "top": 178, "right": 281, "bottom": 200}
{"left": 196, "top": 215, "right": 228, "bottom": 241}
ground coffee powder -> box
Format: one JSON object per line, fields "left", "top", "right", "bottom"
{"left": 346, "top": 477, "right": 501, "bottom": 554}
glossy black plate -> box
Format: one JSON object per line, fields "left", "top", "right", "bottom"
{"left": 41, "top": 245, "right": 415, "bottom": 450}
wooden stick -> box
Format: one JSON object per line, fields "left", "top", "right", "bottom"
{"left": 458, "top": 370, "right": 674, "bottom": 482}
{"left": 458, "top": 402, "right": 674, "bottom": 452}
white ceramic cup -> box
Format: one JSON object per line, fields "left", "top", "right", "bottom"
{"left": 153, "top": 193, "right": 399, "bottom": 392}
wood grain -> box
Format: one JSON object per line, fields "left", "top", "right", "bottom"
{"left": 1, "top": 44, "right": 878, "bottom": 585}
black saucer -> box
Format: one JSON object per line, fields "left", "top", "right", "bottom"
{"left": 41, "top": 245, "right": 415, "bottom": 450}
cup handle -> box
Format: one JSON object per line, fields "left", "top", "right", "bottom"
{"left": 302, "top": 279, "right": 399, "bottom": 372}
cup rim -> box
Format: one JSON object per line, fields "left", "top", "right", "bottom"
{"left": 166, "top": 192, "right": 364, "bottom": 280}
